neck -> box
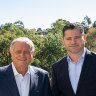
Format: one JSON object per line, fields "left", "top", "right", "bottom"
{"left": 68, "top": 49, "right": 84, "bottom": 63}
{"left": 69, "top": 55, "right": 80, "bottom": 63}
{"left": 16, "top": 67, "right": 28, "bottom": 76}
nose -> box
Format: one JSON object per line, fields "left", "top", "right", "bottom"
{"left": 71, "top": 38, "right": 76, "bottom": 44}
{"left": 20, "top": 52, "right": 25, "bottom": 57}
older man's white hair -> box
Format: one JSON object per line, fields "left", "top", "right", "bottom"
{"left": 10, "top": 37, "right": 35, "bottom": 52}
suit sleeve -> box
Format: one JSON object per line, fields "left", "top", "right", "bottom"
{"left": 43, "top": 73, "right": 52, "bottom": 96}
{"left": 51, "top": 65, "right": 61, "bottom": 96}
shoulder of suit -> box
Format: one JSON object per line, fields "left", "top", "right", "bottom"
{"left": 89, "top": 51, "right": 96, "bottom": 59}
{"left": 30, "top": 65, "right": 49, "bottom": 75}
{"left": 90, "top": 51, "right": 96, "bottom": 55}
{"left": 0, "top": 65, "right": 10, "bottom": 74}
{"left": 86, "top": 49, "right": 96, "bottom": 56}
{"left": 52, "top": 55, "right": 67, "bottom": 67}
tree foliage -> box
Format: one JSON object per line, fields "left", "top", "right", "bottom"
{"left": 50, "top": 19, "right": 70, "bottom": 34}
{"left": 93, "top": 21, "right": 96, "bottom": 27}
{"left": 81, "top": 16, "right": 92, "bottom": 34}
{"left": 32, "top": 33, "right": 66, "bottom": 76}
{"left": 86, "top": 27, "right": 96, "bottom": 51}
{"left": 0, "top": 17, "right": 96, "bottom": 76}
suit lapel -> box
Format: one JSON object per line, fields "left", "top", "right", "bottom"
{"left": 62, "top": 56, "right": 75, "bottom": 95}
{"left": 76, "top": 49, "right": 91, "bottom": 95}
{"left": 29, "top": 66, "right": 38, "bottom": 96}
{"left": 5, "top": 64, "right": 20, "bottom": 96}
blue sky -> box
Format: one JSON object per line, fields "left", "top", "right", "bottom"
{"left": 0, "top": 0, "right": 96, "bottom": 29}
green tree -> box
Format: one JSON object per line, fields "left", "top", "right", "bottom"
{"left": 33, "top": 33, "right": 67, "bottom": 76}
{"left": 28, "top": 28, "right": 36, "bottom": 34}
{"left": 14, "top": 20, "right": 24, "bottom": 28}
{"left": 37, "top": 28, "right": 42, "bottom": 32}
{"left": 0, "top": 23, "right": 13, "bottom": 30}
{"left": 86, "top": 27, "right": 96, "bottom": 52}
{"left": 81, "top": 16, "right": 92, "bottom": 34}
{"left": 0, "top": 32, "right": 16, "bottom": 66}
{"left": 93, "top": 21, "right": 96, "bottom": 27}
{"left": 50, "top": 19, "right": 69, "bottom": 34}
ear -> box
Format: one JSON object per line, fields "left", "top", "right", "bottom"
{"left": 10, "top": 50, "right": 12, "bottom": 55}
{"left": 31, "top": 51, "right": 35, "bottom": 56}
{"left": 84, "top": 35, "right": 86, "bottom": 40}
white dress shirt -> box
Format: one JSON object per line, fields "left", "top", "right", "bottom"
{"left": 12, "top": 63, "right": 30, "bottom": 96}
{"left": 67, "top": 48, "right": 86, "bottom": 94}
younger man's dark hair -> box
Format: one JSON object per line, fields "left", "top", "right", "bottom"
{"left": 62, "top": 22, "right": 84, "bottom": 37}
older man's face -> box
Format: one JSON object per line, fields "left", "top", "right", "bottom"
{"left": 10, "top": 41, "right": 33, "bottom": 71}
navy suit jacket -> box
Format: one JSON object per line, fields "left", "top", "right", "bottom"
{"left": 52, "top": 49, "right": 96, "bottom": 96}
{"left": 0, "top": 64, "right": 52, "bottom": 96}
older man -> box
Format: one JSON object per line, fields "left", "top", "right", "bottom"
{"left": 0, "top": 37, "right": 51, "bottom": 96}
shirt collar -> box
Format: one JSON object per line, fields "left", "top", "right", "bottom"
{"left": 12, "top": 62, "right": 30, "bottom": 76}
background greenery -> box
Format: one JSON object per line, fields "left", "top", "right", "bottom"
{"left": 0, "top": 16, "right": 96, "bottom": 76}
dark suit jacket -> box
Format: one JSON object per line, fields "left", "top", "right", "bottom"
{"left": 52, "top": 49, "right": 96, "bottom": 96}
{"left": 0, "top": 64, "right": 52, "bottom": 96}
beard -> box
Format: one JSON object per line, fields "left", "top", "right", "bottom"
{"left": 67, "top": 44, "right": 85, "bottom": 54}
